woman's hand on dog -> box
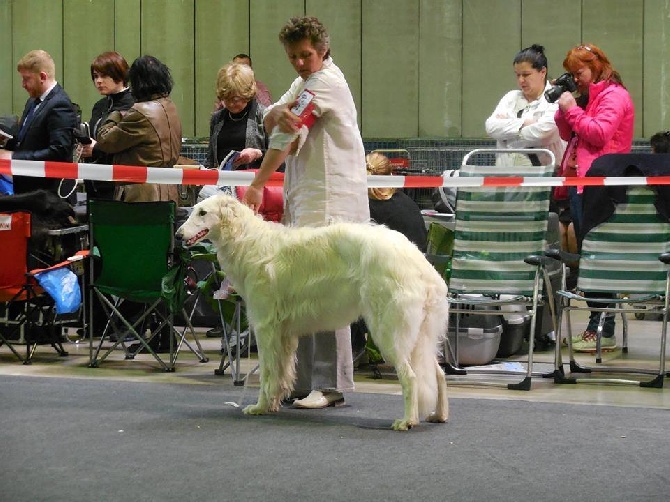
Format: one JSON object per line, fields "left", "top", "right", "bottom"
{"left": 242, "top": 185, "right": 264, "bottom": 213}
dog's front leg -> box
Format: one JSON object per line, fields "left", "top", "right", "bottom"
{"left": 242, "top": 325, "right": 296, "bottom": 415}
{"left": 242, "top": 353, "right": 272, "bottom": 415}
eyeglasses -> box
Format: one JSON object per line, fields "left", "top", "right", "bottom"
{"left": 576, "top": 45, "right": 593, "bottom": 52}
{"left": 222, "top": 95, "right": 248, "bottom": 104}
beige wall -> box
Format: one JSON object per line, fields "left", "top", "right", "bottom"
{"left": 1, "top": 0, "right": 669, "bottom": 139}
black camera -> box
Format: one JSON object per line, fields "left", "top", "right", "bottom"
{"left": 544, "top": 72, "right": 577, "bottom": 103}
{"left": 73, "top": 122, "right": 92, "bottom": 145}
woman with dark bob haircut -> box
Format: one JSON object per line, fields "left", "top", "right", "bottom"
{"left": 96, "top": 54, "right": 182, "bottom": 204}
{"left": 80, "top": 51, "right": 134, "bottom": 200}
{"left": 89, "top": 51, "right": 129, "bottom": 86}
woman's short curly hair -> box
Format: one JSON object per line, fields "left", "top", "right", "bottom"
{"left": 216, "top": 63, "right": 257, "bottom": 102}
{"left": 278, "top": 16, "right": 330, "bottom": 56}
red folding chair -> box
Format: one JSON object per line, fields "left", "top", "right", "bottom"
{"left": 0, "top": 211, "right": 81, "bottom": 363}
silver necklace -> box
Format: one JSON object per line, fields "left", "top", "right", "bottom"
{"left": 228, "top": 110, "right": 248, "bottom": 122}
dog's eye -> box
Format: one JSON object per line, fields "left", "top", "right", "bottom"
{"left": 198, "top": 209, "right": 207, "bottom": 216}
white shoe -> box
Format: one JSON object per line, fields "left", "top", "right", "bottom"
{"left": 292, "top": 390, "right": 344, "bottom": 409}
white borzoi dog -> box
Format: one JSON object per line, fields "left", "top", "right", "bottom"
{"left": 176, "top": 194, "right": 449, "bottom": 430}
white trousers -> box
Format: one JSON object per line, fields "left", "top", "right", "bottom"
{"left": 293, "top": 326, "right": 354, "bottom": 394}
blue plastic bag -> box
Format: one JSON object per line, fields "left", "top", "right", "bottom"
{"left": 35, "top": 267, "right": 82, "bottom": 314}
{"left": 0, "top": 174, "right": 13, "bottom": 195}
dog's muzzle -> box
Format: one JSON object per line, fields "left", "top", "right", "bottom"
{"left": 182, "top": 228, "right": 209, "bottom": 247}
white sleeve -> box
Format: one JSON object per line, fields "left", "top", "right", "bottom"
{"left": 485, "top": 90, "right": 524, "bottom": 140}
{"left": 516, "top": 100, "right": 560, "bottom": 145}
{"left": 268, "top": 126, "right": 300, "bottom": 151}
{"left": 263, "top": 76, "right": 303, "bottom": 119}
{"left": 267, "top": 72, "right": 332, "bottom": 153}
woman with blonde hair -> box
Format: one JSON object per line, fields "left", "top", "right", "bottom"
{"left": 366, "top": 152, "right": 427, "bottom": 251}
{"left": 207, "top": 62, "right": 267, "bottom": 172}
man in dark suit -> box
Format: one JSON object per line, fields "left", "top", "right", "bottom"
{"left": 0, "top": 49, "right": 77, "bottom": 194}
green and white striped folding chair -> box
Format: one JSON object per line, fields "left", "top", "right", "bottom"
{"left": 553, "top": 183, "right": 670, "bottom": 388}
{"left": 445, "top": 149, "right": 558, "bottom": 390}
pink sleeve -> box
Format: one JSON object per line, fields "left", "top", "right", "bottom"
{"left": 554, "top": 109, "right": 573, "bottom": 141}
{"left": 563, "top": 88, "right": 630, "bottom": 149}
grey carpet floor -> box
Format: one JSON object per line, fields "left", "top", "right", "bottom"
{"left": 1, "top": 374, "right": 669, "bottom": 502}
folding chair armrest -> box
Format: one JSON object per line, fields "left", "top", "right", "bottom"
{"left": 659, "top": 252, "right": 670, "bottom": 265}
{"left": 188, "top": 252, "right": 219, "bottom": 263}
{"left": 45, "top": 225, "right": 89, "bottom": 237}
{"left": 425, "top": 253, "right": 450, "bottom": 267}
{"left": 524, "top": 254, "right": 554, "bottom": 267}
{"left": 544, "top": 247, "right": 579, "bottom": 265}
{"left": 28, "top": 250, "right": 90, "bottom": 277}
{"left": 545, "top": 247, "right": 561, "bottom": 261}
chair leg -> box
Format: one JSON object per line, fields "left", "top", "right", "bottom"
{"left": 175, "top": 307, "right": 209, "bottom": 363}
{"left": 507, "top": 376, "right": 531, "bottom": 391}
{"left": 215, "top": 298, "right": 249, "bottom": 384}
{"left": 620, "top": 308, "right": 628, "bottom": 353}
{"left": 0, "top": 307, "right": 29, "bottom": 364}
{"left": 0, "top": 336, "right": 28, "bottom": 364}
{"left": 640, "top": 374, "right": 664, "bottom": 388}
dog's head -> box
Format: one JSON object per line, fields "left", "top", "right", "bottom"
{"left": 176, "top": 194, "right": 255, "bottom": 247}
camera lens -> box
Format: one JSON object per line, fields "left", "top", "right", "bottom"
{"left": 544, "top": 86, "right": 562, "bottom": 103}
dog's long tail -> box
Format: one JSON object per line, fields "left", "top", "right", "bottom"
{"left": 412, "top": 282, "right": 449, "bottom": 419}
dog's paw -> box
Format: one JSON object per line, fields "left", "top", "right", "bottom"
{"left": 426, "top": 412, "right": 448, "bottom": 424}
{"left": 243, "top": 403, "right": 268, "bottom": 415}
{"left": 391, "top": 418, "right": 416, "bottom": 431}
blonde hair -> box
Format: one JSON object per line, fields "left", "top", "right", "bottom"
{"left": 216, "top": 62, "right": 257, "bottom": 101}
{"left": 17, "top": 49, "right": 55, "bottom": 79}
{"left": 366, "top": 152, "right": 396, "bottom": 200}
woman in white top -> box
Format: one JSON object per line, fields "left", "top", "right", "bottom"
{"left": 242, "top": 16, "right": 369, "bottom": 409}
{"left": 485, "top": 44, "right": 565, "bottom": 168}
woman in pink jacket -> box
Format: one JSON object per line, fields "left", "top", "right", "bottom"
{"left": 554, "top": 43, "right": 634, "bottom": 352}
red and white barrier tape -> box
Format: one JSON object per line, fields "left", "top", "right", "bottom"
{"left": 2, "top": 158, "right": 670, "bottom": 188}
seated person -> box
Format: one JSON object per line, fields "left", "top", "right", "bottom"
{"left": 351, "top": 152, "right": 429, "bottom": 361}
{"left": 651, "top": 130, "right": 670, "bottom": 154}
{"left": 365, "top": 152, "right": 428, "bottom": 252}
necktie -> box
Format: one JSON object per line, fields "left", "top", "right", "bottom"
{"left": 17, "top": 98, "right": 40, "bottom": 143}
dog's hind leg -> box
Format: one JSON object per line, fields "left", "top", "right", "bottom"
{"left": 392, "top": 360, "right": 419, "bottom": 431}
{"left": 426, "top": 360, "right": 449, "bottom": 423}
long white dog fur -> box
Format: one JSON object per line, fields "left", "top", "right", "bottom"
{"left": 176, "top": 194, "right": 449, "bottom": 430}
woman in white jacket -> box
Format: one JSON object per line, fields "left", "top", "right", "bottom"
{"left": 485, "top": 44, "right": 565, "bottom": 168}
{"left": 242, "top": 16, "right": 369, "bottom": 409}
